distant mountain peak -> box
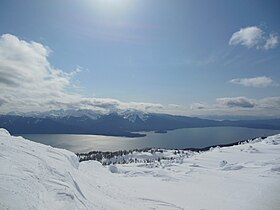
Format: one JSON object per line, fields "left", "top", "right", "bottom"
{"left": 118, "top": 109, "right": 149, "bottom": 123}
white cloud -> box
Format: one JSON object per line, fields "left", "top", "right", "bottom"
{"left": 229, "top": 26, "right": 279, "bottom": 50}
{"left": 0, "top": 97, "right": 7, "bottom": 106}
{"left": 168, "top": 104, "right": 181, "bottom": 108}
{"left": 258, "top": 97, "right": 280, "bottom": 110}
{"left": 1, "top": 34, "right": 279, "bottom": 118}
{"left": 188, "top": 96, "right": 280, "bottom": 118}
{"left": 216, "top": 97, "right": 255, "bottom": 108}
{"left": 229, "top": 26, "right": 263, "bottom": 48}
{"left": 190, "top": 103, "right": 206, "bottom": 110}
{"left": 264, "top": 34, "right": 279, "bottom": 50}
{"left": 229, "top": 76, "right": 276, "bottom": 88}
{"left": 212, "top": 96, "right": 280, "bottom": 117}
{"left": 0, "top": 34, "right": 164, "bottom": 114}
{"left": 0, "top": 34, "right": 76, "bottom": 111}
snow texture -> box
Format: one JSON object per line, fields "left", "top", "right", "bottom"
{"left": 0, "top": 128, "right": 280, "bottom": 210}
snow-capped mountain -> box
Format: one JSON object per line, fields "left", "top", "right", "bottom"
{"left": 118, "top": 109, "right": 149, "bottom": 123}
{"left": 7, "top": 109, "right": 151, "bottom": 122}
{"left": 1, "top": 110, "right": 280, "bottom": 137}
{"left": 8, "top": 109, "right": 102, "bottom": 120}
{"left": 0, "top": 128, "right": 279, "bottom": 210}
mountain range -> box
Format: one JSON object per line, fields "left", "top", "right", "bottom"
{"left": 0, "top": 109, "right": 280, "bottom": 137}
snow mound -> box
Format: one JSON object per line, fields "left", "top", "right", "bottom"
{"left": 240, "top": 145, "right": 260, "bottom": 153}
{"left": 0, "top": 128, "right": 11, "bottom": 137}
{"left": 264, "top": 134, "right": 280, "bottom": 145}
{"left": 108, "top": 165, "right": 119, "bottom": 173}
{"left": 221, "top": 163, "right": 244, "bottom": 171}
{"left": 219, "top": 160, "right": 228, "bottom": 167}
{"left": 1, "top": 128, "right": 280, "bottom": 210}
{"left": 0, "top": 129, "right": 95, "bottom": 209}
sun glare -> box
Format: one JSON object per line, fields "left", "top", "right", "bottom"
{"left": 89, "top": 0, "right": 134, "bottom": 12}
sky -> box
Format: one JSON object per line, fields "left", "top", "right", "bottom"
{"left": 0, "top": 0, "right": 280, "bottom": 118}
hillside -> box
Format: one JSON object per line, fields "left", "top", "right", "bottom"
{"left": 0, "top": 128, "right": 280, "bottom": 210}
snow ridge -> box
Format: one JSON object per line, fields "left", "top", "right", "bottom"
{"left": 0, "top": 128, "right": 280, "bottom": 210}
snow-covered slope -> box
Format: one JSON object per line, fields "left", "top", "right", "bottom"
{"left": 0, "top": 128, "right": 280, "bottom": 210}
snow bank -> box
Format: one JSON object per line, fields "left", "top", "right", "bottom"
{"left": 0, "top": 128, "right": 280, "bottom": 210}
{"left": 0, "top": 129, "right": 94, "bottom": 209}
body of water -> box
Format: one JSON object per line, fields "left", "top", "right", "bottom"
{"left": 20, "top": 127, "right": 280, "bottom": 153}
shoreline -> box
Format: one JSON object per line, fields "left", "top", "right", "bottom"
{"left": 77, "top": 136, "right": 267, "bottom": 164}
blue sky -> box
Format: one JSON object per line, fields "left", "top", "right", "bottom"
{"left": 0, "top": 0, "right": 279, "bottom": 117}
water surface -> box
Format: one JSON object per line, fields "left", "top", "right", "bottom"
{"left": 20, "top": 127, "right": 280, "bottom": 153}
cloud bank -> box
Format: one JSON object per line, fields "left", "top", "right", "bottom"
{"left": 185, "top": 96, "right": 280, "bottom": 118}
{"left": 0, "top": 34, "right": 279, "bottom": 118}
{"left": 0, "top": 34, "right": 163, "bottom": 114}
{"left": 229, "top": 76, "right": 276, "bottom": 88}
{"left": 215, "top": 96, "right": 280, "bottom": 115}
{"left": 229, "top": 26, "right": 278, "bottom": 50}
